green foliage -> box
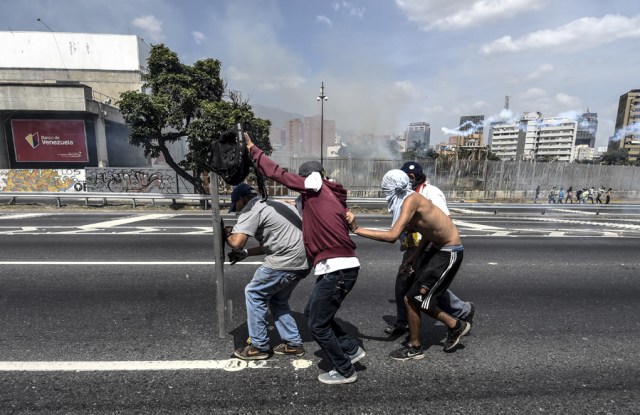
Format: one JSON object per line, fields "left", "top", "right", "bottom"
{"left": 118, "top": 44, "right": 271, "bottom": 194}
{"left": 600, "top": 148, "right": 630, "bottom": 165}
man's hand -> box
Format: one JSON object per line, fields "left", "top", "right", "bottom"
{"left": 228, "top": 249, "right": 249, "bottom": 265}
{"left": 345, "top": 211, "right": 358, "bottom": 231}
{"left": 243, "top": 132, "right": 254, "bottom": 150}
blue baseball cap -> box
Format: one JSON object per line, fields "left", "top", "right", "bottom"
{"left": 229, "top": 183, "right": 255, "bottom": 212}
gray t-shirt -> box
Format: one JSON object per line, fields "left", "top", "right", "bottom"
{"left": 232, "top": 198, "right": 309, "bottom": 270}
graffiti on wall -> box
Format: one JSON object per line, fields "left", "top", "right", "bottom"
{"left": 0, "top": 169, "right": 86, "bottom": 192}
{"left": 85, "top": 168, "right": 185, "bottom": 193}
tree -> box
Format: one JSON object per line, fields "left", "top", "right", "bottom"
{"left": 118, "top": 44, "right": 272, "bottom": 194}
{"left": 600, "top": 148, "right": 629, "bottom": 165}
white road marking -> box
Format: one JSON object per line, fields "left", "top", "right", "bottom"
{"left": 453, "top": 219, "right": 505, "bottom": 231}
{"left": 450, "top": 208, "right": 493, "bottom": 215}
{"left": 527, "top": 217, "right": 640, "bottom": 230}
{"left": 79, "top": 214, "right": 176, "bottom": 230}
{"left": 0, "top": 226, "right": 39, "bottom": 234}
{"left": 0, "top": 213, "right": 53, "bottom": 220}
{"left": 0, "top": 359, "right": 313, "bottom": 372}
{"left": 553, "top": 208, "right": 597, "bottom": 215}
{"left": 0, "top": 261, "right": 264, "bottom": 265}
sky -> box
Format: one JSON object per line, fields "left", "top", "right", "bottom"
{"left": 1, "top": 0, "right": 639, "bottom": 149}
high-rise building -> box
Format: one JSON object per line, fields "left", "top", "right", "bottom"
{"left": 489, "top": 112, "right": 578, "bottom": 162}
{"left": 609, "top": 89, "right": 640, "bottom": 160}
{"left": 283, "top": 116, "right": 335, "bottom": 160}
{"left": 304, "top": 115, "right": 336, "bottom": 160}
{"left": 458, "top": 115, "right": 485, "bottom": 147}
{"left": 405, "top": 122, "right": 430, "bottom": 150}
{"left": 575, "top": 110, "right": 598, "bottom": 147}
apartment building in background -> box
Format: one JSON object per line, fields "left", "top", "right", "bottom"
{"left": 405, "top": 122, "right": 431, "bottom": 150}
{"left": 575, "top": 110, "right": 598, "bottom": 147}
{"left": 609, "top": 89, "right": 640, "bottom": 160}
{"left": 489, "top": 112, "right": 578, "bottom": 162}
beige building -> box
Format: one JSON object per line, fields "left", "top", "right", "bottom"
{"left": 489, "top": 112, "right": 578, "bottom": 162}
{"left": 0, "top": 31, "right": 150, "bottom": 169}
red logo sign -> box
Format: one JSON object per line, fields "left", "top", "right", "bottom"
{"left": 11, "top": 120, "right": 89, "bottom": 163}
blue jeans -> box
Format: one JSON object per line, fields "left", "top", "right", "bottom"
{"left": 305, "top": 267, "right": 360, "bottom": 378}
{"left": 395, "top": 249, "right": 469, "bottom": 326}
{"left": 245, "top": 266, "right": 309, "bottom": 351}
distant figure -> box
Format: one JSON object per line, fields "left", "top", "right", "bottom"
{"left": 596, "top": 187, "right": 604, "bottom": 204}
{"left": 558, "top": 187, "right": 565, "bottom": 204}
{"left": 565, "top": 186, "right": 574, "bottom": 204}
{"left": 548, "top": 186, "right": 557, "bottom": 204}
{"left": 605, "top": 188, "right": 613, "bottom": 204}
{"left": 588, "top": 187, "right": 595, "bottom": 204}
{"left": 534, "top": 186, "right": 541, "bottom": 203}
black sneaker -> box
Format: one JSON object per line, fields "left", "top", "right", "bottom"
{"left": 389, "top": 344, "right": 425, "bottom": 361}
{"left": 462, "top": 302, "right": 475, "bottom": 327}
{"left": 461, "top": 302, "right": 475, "bottom": 336}
{"left": 233, "top": 345, "right": 271, "bottom": 360}
{"left": 384, "top": 323, "right": 408, "bottom": 335}
{"left": 444, "top": 320, "right": 471, "bottom": 351}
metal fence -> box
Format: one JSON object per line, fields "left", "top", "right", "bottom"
{"left": 283, "top": 157, "right": 640, "bottom": 197}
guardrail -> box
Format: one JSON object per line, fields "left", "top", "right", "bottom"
{"left": 2, "top": 191, "right": 213, "bottom": 208}
{"left": 2, "top": 192, "right": 638, "bottom": 216}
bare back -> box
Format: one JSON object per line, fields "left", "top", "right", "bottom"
{"left": 405, "top": 194, "right": 461, "bottom": 247}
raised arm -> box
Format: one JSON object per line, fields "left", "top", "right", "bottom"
{"left": 347, "top": 194, "right": 419, "bottom": 243}
{"left": 244, "top": 132, "right": 306, "bottom": 192}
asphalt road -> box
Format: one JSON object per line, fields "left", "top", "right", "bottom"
{"left": 1, "top": 211, "right": 639, "bottom": 414}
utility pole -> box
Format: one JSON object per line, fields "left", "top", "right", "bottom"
{"left": 316, "top": 82, "right": 328, "bottom": 165}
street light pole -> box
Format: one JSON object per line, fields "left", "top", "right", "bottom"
{"left": 316, "top": 82, "right": 328, "bottom": 165}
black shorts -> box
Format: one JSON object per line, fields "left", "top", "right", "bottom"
{"left": 406, "top": 244, "right": 464, "bottom": 311}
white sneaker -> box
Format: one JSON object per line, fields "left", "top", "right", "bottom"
{"left": 348, "top": 346, "right": 366, "bottom": 364}
{"left": 318, "top": 369, "right": 358, "bottom": 385}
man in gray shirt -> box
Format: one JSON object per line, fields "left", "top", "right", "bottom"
{"left": 225, "top": 183, "right": 310, "bottom": 360}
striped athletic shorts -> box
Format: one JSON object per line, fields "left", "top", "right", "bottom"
{"left": 406, "top": 244, "right": 464, "bottom": 311}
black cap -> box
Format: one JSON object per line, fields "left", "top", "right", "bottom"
{"left": 229, "top": 183, "right": 255, "bottom": 212}
{"left": 298, "top": 161, "right": 324, "bottom": 177}
{"left": 400, "top": 161, "right": 424, "bottom": 176}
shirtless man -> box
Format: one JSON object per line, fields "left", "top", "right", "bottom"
{"left": 346, "top": 169, "right": 471, "bottom": 360}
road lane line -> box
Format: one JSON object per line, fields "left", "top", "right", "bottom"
{"left": 0, "top": 261, "right": 264, "bottom": 265}
{"left": 79, "top": 214, "right": 176, "bottom": 230}
{"left": 0, "top": 359, "right": 312, "bottom": 372}
{"left": 453, "top": 219, "right": 505, "bottom": 231}
{"left": 0, "top": 213, "right": 53, "bottom": 220}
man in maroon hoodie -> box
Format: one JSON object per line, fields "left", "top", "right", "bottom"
{"left": 244, "top": 133, "right": 364, "bottom": 385}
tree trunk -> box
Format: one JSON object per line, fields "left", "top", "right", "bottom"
{"left": 158, "top": 138, "right": 206, "bottom": 194}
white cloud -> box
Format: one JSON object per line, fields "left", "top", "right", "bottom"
{"left": 316, "top": 15, "right": 333, "bottom": 27}
{"left": 480, "top": 14, "right": 640, "bottom": 54}
{"left": 523, "top": 88, "right": 547, "bottom": 99}
{"left": 333, "top": 1, "right": 365, "bottom": 19}
{"left": 131, "top": 15, "right": 164, "bottom": 42}
{"left": 526, "top": 63, "right": 554, "bottom": 80}
{"left": 555, "top": 93, "right": 581, "bottom": 108}
{"left": 395, "top": 0, "right": 546, "bottom": 31}
{"left": 191, "top": 31, "right": 206, "bottom": 44}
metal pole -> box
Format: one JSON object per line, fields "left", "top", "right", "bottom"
{"left": 317, "top": 82, "right": 327, "bottom": 165}
{"left": 209, "top": 172, "right": 227, "bottom": 338}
